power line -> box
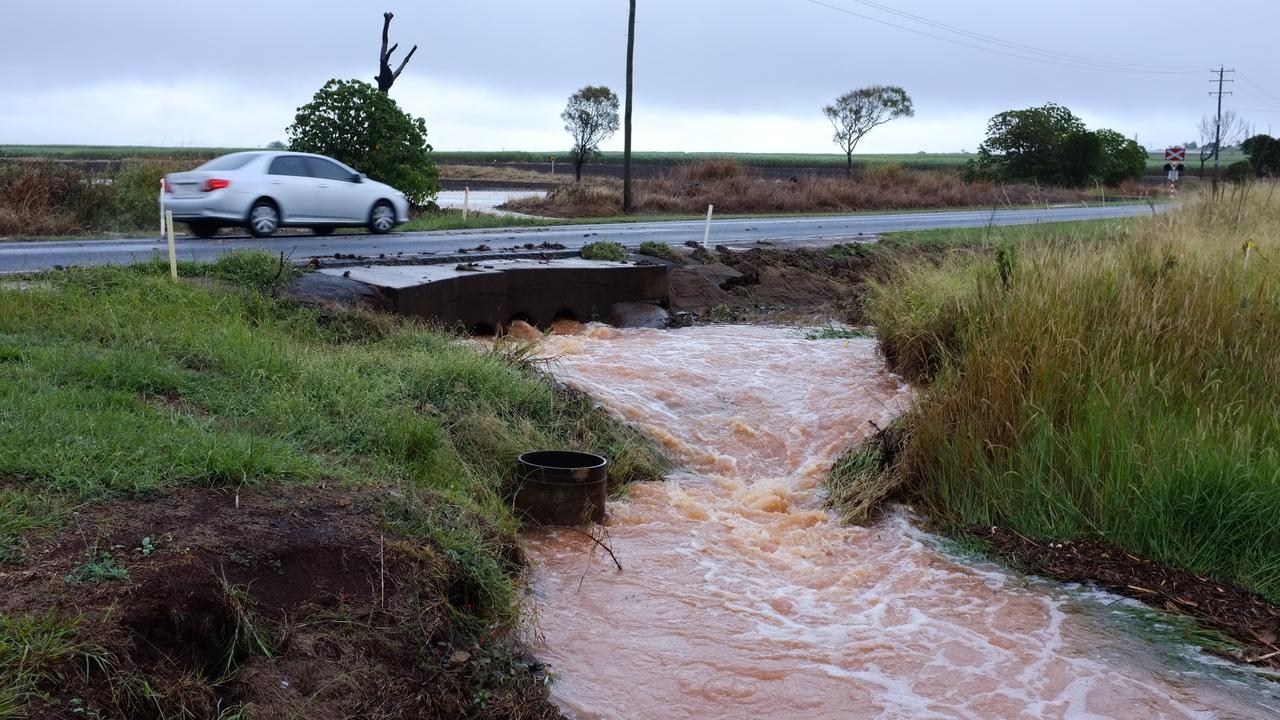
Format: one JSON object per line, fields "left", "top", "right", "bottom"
{"left": 836, "top": 0, "right": 1204, "bottom": 73}
{"left": 1238, "top": 73, "right": 1280, "bottom": 105}
{"left": 1237, "top": 88, "right": 1280, "bottom": 111}
{"left": 799, "top": 0, "right": 1205, "bottom": 74}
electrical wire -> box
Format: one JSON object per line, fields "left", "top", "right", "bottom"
{"left": 799, "top": 0, "right": 1206, "bottom": 74}
{"left": 1238, "top": 73, "right": 1280, "bottom": 105}
{"left": 836, "top": 0, "right": 1205, "bottom": 73}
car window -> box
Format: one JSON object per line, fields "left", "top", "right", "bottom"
{"left": 197, "top": 153, "right": 261, "bottom": 171}
{"left": 267, "top": 156, "right": 311, "bottom": 177}
{"left": 307, "top": 157, "right": 356, "bottom": 182}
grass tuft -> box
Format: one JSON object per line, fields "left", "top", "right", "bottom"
{"left": 579, "top": 241, "right": 628, "bottom": 262}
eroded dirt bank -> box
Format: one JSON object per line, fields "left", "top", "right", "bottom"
{"left": 4, "top": 486, "right": 561, "bottom": 720}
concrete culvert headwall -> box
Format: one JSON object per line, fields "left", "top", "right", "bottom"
{"left": 319, "top": 259, "right": 669, "bottom": 332}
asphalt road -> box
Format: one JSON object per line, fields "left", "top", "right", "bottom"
{"left": 0, "top": 204, "right": 1157, "bottom": 273}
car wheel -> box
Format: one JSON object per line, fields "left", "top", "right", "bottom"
{"left": 312, "top": 226, "right": 334, "bottom": 236}
{"left": 248, "top": 200, "right": 279, "bottom": 238}
{"left": 187, "top": 222, "right": 219, "bottom": 239}
{"left": 369, "top": 201, "right": 395, "bottom": 235}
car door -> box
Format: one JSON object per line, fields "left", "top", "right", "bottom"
{"left": 264, "top": 155, "right": 323, "bottom": 222}
{"left": 306, "top": 157, "right": 369, "bottom": 223}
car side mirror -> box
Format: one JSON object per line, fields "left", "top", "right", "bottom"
{"left": 351, "top": 172, "right": 364, "bottom": 183}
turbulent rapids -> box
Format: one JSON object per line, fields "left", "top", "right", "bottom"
{"left": 520, "top": 323, "right": 1278, "bottom": 720}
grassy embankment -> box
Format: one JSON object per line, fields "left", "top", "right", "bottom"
{"left": 0, "top": 253, "right": 666, "bottom": 716}
{"left": 829, "top": 186, "right": 1280, "bottom": 608}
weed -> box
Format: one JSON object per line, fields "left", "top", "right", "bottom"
{"left": 208, "top": 250, "right": 299, "bottom": 292}
{"left": 217, "top": 576, "right": 274, "bottom": 676}
{"left": 579, "top": 241, "right": 628, "bottom": 262}
{"left": 637, "top": 241, "right": 685, "bottom": 264}
{"left": 64, "top": 549, "right": 128, "bottom": 585}
{"left": 0, "top": 613, "right": 106, "bottom": 711}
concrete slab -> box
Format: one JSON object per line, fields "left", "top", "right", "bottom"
{"left": 320, "top": 258, "right": 668, "bottom": 333}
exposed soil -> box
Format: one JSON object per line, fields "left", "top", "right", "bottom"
{"left": 3, "top": 486, "right": 562, "bottom": 719}
{"left": 972, "top": 525, "right": 1280, "bottom": 669}
{"left": 664, "top": 245, "right": 892, "bottom": 323}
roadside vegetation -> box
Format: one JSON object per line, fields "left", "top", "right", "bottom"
{"left": 829, "top": 186, "right": 1280, "bottom": 613}
{"left": 0, "top": 252, "right": 667, "bottom": 716}
{"left": 0, "top": 160, "right": 182, "bottom": 236}
{"left": 5, "top": 145, "right": 1244, "bottom": 174}
{"left": 508, "top": 160, "right": 1094, "bottom": 217}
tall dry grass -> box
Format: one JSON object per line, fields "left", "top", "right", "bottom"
{"left": 0, "top": 159, "right": 191, "bottom": 236}
{"left": 506, "top": 160, "right": 1092, "bottom": 217}
{"left": 855, "top": 183, "right": 1280, "bottom": 602}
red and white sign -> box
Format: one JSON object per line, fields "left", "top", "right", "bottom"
{"left": 1165, "top": 146, "right": 1186, "bottom": 162}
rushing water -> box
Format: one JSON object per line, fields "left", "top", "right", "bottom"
{"left": 522, "top": 324, "right": 1280, "bottom": 720}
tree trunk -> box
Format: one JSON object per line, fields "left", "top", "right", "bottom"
{"left": 575, "top": 156, "right": 584, "bottom": 182}
{"left": 846, "top": 152, "right": 853, "bottom": 178}
{"left": 377, "top": 12, "right": 417, "bottom": 94}
{"left": 622, "top": 0, "right": 636, "bottom": 212}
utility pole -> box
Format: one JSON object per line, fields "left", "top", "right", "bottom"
{"left": 623, "top": 0, "right": 636, "bottom": 213}
{"left": 1209, "top": 66, "right": 1235, "bottom": 199}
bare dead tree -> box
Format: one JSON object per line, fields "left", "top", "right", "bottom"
{"left": 376, "top": 12, "right": 417, "bottom": 94}
{"left": 1197, "top": 110, "right": 1250, "bottom": 176}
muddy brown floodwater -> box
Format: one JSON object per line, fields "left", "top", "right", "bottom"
{"left": 522, "top": 324, "right": 1280, "bottom": 720}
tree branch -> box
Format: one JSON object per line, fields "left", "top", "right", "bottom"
{"left": 393, "top": 45, "right": 418, "bottom": 80}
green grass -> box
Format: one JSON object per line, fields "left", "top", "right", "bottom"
{"left": 852, "top": 187, "right": 1280, "bottom": 603}
{"left": 0, "top": 613, "right": 105, "bottom": 714}
{"left": 0, "top": 250, "right": 667, "bottom": 626}
{"left": 579, "top": 241, "right": 629, "bottom": 262}
{"left": 878, "top": 216, "right": 1150, "bottom": 252}
{"left": 637, "top": 241, "right": 685, "bottom": 264}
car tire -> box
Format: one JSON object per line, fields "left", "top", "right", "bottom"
{"left": 312, "top": 226, "right": 334, "bottom": 236}
{"left": 187, "top": 222, "right": 219, "bottom": 239}
{"left": 248, "top": 200, "right": 280, "bottom": 238}
{"left": 368, "top": 201, "right": 395, "bottom": 235}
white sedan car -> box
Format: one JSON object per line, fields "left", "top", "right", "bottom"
{"left": 163, "top": 151, "right": 411, "bottom": 238}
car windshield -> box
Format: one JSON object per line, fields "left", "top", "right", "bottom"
{"left": 196, "top": 153, "right": 262, "bottom": 172}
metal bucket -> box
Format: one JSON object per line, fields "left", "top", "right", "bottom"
{"left": 512, "top": 450, "right": 609, "bottom": 525}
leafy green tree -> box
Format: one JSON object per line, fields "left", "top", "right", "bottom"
{"left": 287, "top": 79, "right": 439, "bottom": 205}
{"left": 823, "top": 86, "right": 914, "bottom": 177}
{"left": 1095, "top": 129, "right": 1148, "bottom": 186}
{"left": 970, "top": 103, "right": 1085, "bottom": 185}
{"left": 1060, "top": 130, "right": 1104, "bottom": 187}
{"left": 562, "top": 86, "right": 620, "bottom": 182}
{"left": 1242, "top": 134, "right": 1280, "bottom": 177}
{"left": 970, "top": 104, "right": 1146, "bottom": 187}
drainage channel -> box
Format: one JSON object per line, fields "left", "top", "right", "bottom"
{"left": 523, "top": 324, "right": 1279, "bottom": 720}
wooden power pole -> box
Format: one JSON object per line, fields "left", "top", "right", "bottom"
{"left": 1209, "top": 66, "right": 1234, "bottom": 199}
{"left": 623, "top": 0, "right": 636, "bottom": 213}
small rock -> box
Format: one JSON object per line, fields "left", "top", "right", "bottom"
{"left": 451, "top": 650, "right": 471, "bottom": 664}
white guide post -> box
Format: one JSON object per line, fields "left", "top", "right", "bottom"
{"left": 165, "top": 210, "right": 177, "bottom": 280}
{"left": 702, "top": 204, "right": 714, "bottom": 249}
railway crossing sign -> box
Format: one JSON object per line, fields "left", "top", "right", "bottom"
{"left": 1165, "top": 146, "right": 1186, "bottom": 162}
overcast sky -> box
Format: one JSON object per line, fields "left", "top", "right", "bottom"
{"left": 3, "top": 0, "right": 1278, "bottom": 153}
